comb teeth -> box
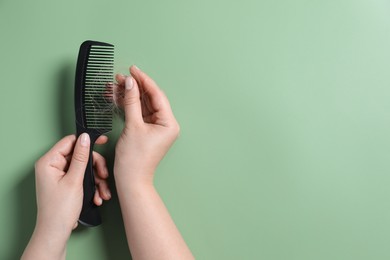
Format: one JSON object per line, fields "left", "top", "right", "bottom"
{"left": 84, "top": 44, "right": 114, "bottom": 131}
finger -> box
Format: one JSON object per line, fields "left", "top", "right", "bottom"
{"left": 93, "top": 151, "right": 109, "bottom": 179}
{"left": 129, "top": 65, "right": 171, "bottom": 113}
{"left": 93, "top": 151, "right": 111, "bottom": 200}
{"left": 115, "top": 73, "right": 126, "bottom": 86}
{"left": 72, "top": 222, "right": 78, "bottom": 230}
{"left": 45, "top": 135, "right": 76, "bottom": 171}
{"left": 95, "top": 135, "right": 108, "bottom": 145}
{"left": 47, "top": 135, "right": 77, "bottom": 158}
{"left": 65, "top": 133, "right": 90, "bottom": 184}
{"left": 95, "top": 178, "right": 111, "bottom": 200}
{"left": 123, "top": 76, "right": 143, "bottom": 126}
{"left": 49, "top": 154, "right": 69, "bottom": 171}
{"left": 140, "top": 90, "right": 153, "bottom": 118}
{"left": 94, "top": 189, "right": 103, "bottom": 206}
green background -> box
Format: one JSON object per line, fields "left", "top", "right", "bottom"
{"left": 1, "top": 0, "right": 390, "bottom": 259}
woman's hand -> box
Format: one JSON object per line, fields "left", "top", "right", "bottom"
{"left": 22, "top": 134, "right": 111, "bottom": 260}
{"left": 113, "top": 65, "right": 180, "bottom": 184}
{"left": 112, "top": 66, "right": 193, "bottom": 260}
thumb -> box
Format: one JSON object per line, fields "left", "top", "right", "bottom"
{"left": 123, "top": 76, "right": 143, "bottom": 127}
{"left": 66, "top": 133, "right": 90, "bottom": 184}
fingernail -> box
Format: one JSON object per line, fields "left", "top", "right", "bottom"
{"left": 98, "top": 197, "right": 103, "bottom": 205}
{"left": 133, "top": 65, "right": 140, "bottom": 71}
{"left": 80, "top": 133, "right": 90, "bottom": 147}
{"left": 116, "top": 73, "right": 125, "bottom": 79}
{"left": 106, "top": 191, "right": 111, "bottom": 199}
{"left": 125, "top": 76, "right": 134, "bottom": 90}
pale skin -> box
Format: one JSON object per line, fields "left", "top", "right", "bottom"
{"left": 22, "top": 65, "right": 194, "bottom": 260}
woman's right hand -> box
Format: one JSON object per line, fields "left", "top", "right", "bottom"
{"left": 113, "top": 65, "right": 180, "bottom": 184}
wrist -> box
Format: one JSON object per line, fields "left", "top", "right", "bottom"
{"left": 114, "top": 159, "right": 155, "bottom": 186}
{"left": 114, "top": 174, "right": 157, "bottom": 209}
{"left": 24, "top": 222, "right": 69, "bottom": 260}
{"left": 35, "top": 220, "right": 71, "bottom": 244}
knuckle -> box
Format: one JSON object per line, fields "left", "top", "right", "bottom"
{"left": 142, "top": 76, "right": 153, "bottom": 87}
{"left": 72, "top": 151, "right": 89, "bottom": 164}
{"left": 34, "top": 157, "right": 46, "bottom": 173}
{"left": 125, "top": 119, "right": 143, "bottom": 131}
{"left": 124, "top": 95, "right": 140, "bottom": 107}
{"left": 175, "top": 122, "right": 181, "bottom": 134}
{"left": 173, "top": 124, "right": 180, "bottom": 137}
{"left": 170, "top": 122, "right": 181, "bottom": 139}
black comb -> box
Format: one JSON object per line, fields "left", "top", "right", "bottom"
{"left": 74, "top": 40, "right": 114, "bottom": 227}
